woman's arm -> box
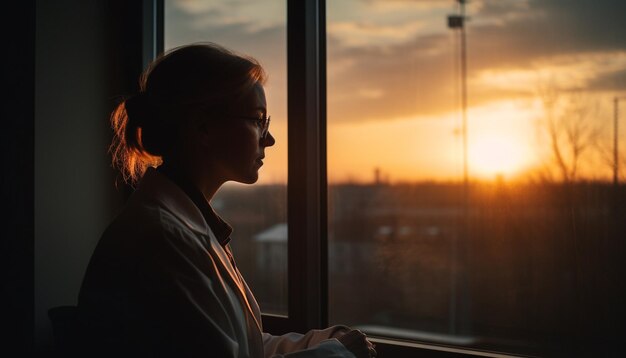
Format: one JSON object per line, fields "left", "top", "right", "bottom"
{"left": 262, "top": 325, "right": 351, "bottom": 354}
{"left": 262, "top": 325, "right": 376, "bottom": 358}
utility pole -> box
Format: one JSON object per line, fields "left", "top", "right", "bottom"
{"left": 447, "top": 0, "right": 469, "bottom": 336}
{"left": 614, "top": 97, "right": 625, "bottom": 187}
{"left": 449, "top": 0, "right": 469, "bottom": 189}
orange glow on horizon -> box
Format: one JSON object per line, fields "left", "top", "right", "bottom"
{"left": 165, "top": 0, "right": 626, "bottom": 186}
{"left": 468, "top": 136, "right": 532, "bottom": 179}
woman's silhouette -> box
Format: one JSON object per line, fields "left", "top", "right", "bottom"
{"left": 78, "top": 43, "right": 375, "bottom": 358}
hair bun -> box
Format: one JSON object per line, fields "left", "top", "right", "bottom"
{"left": 124, "top": 93, "right": 152, "bottom": 127}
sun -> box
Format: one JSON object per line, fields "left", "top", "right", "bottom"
{"left": 469, "top": 136, "right": 530, "bottom": 178}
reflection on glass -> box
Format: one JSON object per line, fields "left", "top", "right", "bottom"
{"left": 328, "top": 0, "right": 626, "bottom": 355}
{"left": 165, "top": 0, "right": 288, "bottom": 315}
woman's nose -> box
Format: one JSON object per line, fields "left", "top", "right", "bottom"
{"left": 262, "top": 131, "right": 276, "bottom": 147}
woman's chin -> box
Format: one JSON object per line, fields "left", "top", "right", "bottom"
{"left": 233, "top": 172, "right": 259, "bottom": 185}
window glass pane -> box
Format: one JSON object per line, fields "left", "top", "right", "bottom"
{"left": 327, "top": 0, "right": 626, "bottom": 355}
{"left": 165, "top": 0, "right": 287, "bottom": 315}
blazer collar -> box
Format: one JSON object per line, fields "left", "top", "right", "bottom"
{"left": 157, "top": 165, "right": 233, "bottom": 246}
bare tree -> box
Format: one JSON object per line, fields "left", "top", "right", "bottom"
{"left": 536, "top": 84, "right": 602, "bottom": 183}
{"left": 594, "top": 125, "right": 626, "bottom": 183}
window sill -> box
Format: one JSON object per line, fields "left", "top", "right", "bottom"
{"left": 369, "top": 337, "right": 529, "bottom": 358}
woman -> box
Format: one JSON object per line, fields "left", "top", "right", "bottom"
{"left": 78, "top": 43, "right": 376, "bottom": 358}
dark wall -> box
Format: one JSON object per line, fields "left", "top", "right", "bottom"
{"left": 1, "top": 0, "right": 36, "bottom": 355}
{"left": 2, "top": 0, "right": 143, "bottom": 354}
{"left": 34, "top": 0, "right": 144, "bottom": 351}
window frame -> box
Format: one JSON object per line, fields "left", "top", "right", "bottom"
{"left": 152, "top": 0, "right": 530, "bottom": 356}
{"left": 261, "top": 0, "right": 329, "bottom": 336}
{"left": 142, "top": 0, "right": 163, "bottom": 70}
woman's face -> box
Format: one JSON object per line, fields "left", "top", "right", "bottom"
{"left": 205, "top": 82, "right": 275, "bottom": 184}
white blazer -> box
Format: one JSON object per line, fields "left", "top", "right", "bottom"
{"left": 78, "top": 168, "right": 354, "bottom": 358}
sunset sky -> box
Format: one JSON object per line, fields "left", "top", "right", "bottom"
{"left": 165, "top": 0, "right": 626, "bottom": 184}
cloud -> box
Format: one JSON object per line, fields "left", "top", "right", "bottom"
{"left": 471, "top": 0, "right": 533, "bottom": 25}
{"left": 469, "top": 0, "right": 626, "bottom": 68}
{"left": 328, "top": 21, "right": 425, "bottom": 48}
{"left": 472, "top": 52, "right": 626, "bottom": 92}
{"left": 165, "top": 0, "right": 286, "bottom": 70}
{"left": 165, "top": 0, "right": 626, "bottom": 125}
{"left": 327, "top": 0, "right": 626, "bottom": 123}
{"left": 588, "top": 68, "right": 626, "bottom": 92}
{"left": 168, "top": 0, "right": 285, "bottom": 34}
{"left": 328, "top": 33, "right": 458, "bottom": 123}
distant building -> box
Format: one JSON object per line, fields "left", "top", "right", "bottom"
{"left": 254, "top": 223, "right": 287, "bottom": 273}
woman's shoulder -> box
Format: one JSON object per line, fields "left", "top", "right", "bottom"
{"left": 101, "top": 199, "right": 201, "bottom": 253}
{"left": 80, "top": 200, "right": 208, "bottom": 299}
{"left": 100, "top": 198, "right": 216, "bottom": 273}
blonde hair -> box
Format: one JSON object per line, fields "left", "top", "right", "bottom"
{"left": 110, "top": 43, "right": 266, "bottom": 185}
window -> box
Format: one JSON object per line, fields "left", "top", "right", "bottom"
{"left": 164, "top": 0, "right": 289, "bottom": 316}
{"left": 327, "top": 0, "right": 626, "bottom": 356}
{"left": 160, "top": 0, "right": 626, "bottom": 356}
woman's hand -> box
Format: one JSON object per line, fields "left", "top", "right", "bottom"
{"left": 337, "top": 329, "right": 376, "bottom": 358}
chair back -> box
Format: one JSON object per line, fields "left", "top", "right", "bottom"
{"left": 48, "top": 305, "right": 82, "bottom": 354}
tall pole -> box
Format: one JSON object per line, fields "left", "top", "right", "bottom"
{"left": 447, "top": 0, "right": 468, "bottom": 335}
{"left": 614, "top": 97, "right": 623, "bottom": 187}
{"left": 459, "top": 0, "right": 469, "bottom": 337}
{"left": 460, "top": 1, "right": 468, "bottom": 191}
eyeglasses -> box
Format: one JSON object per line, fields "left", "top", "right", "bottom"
{"left": 228, "top": 115, "right": 271, "bottom": 139}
